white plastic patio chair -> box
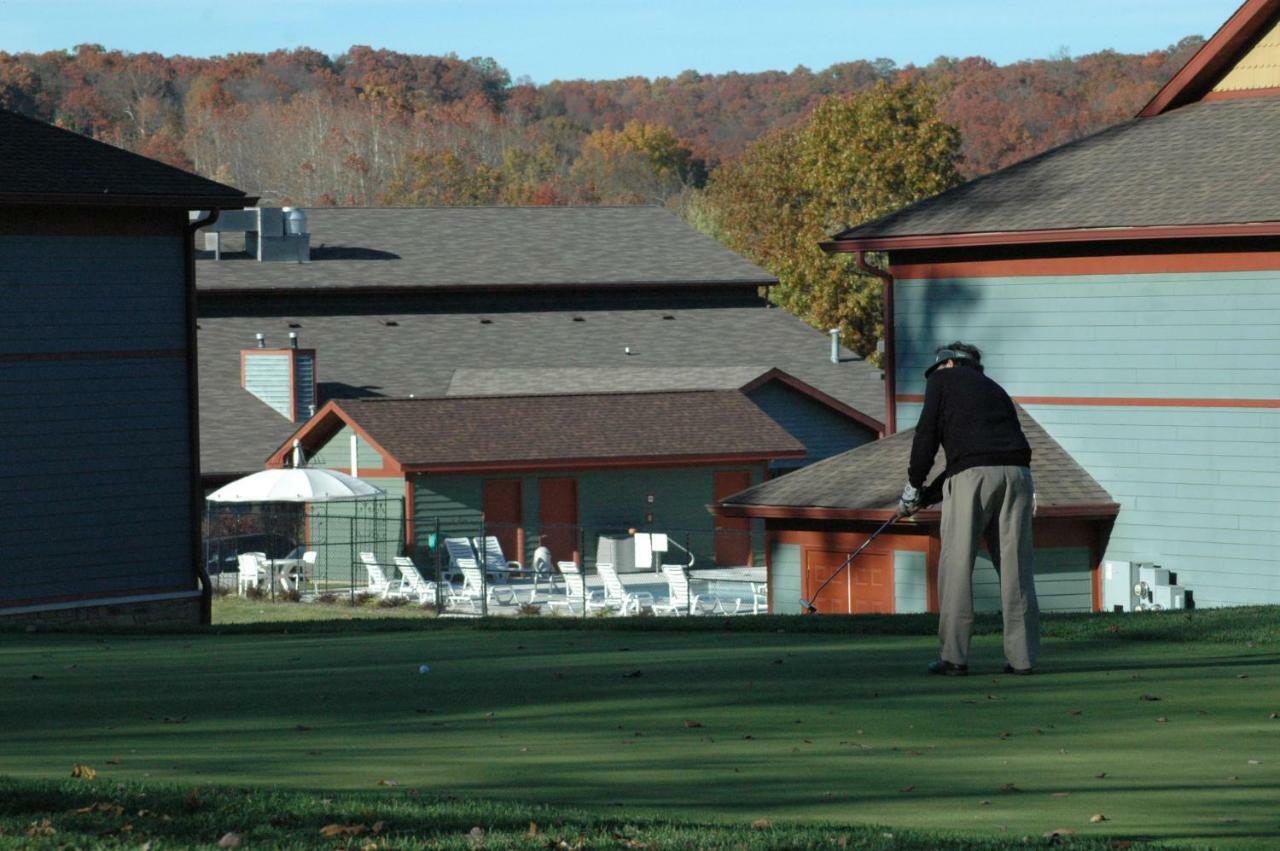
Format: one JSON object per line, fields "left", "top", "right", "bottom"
{"left": 443, "top": 537, "right": 479, "bottom": 584}
{"left": 474, "top": 535, "right": 523, "bottom": 577}
{"left": 653, "top": 564, "right": 725, "bottom": 616}
{"left": 459, "top": 563, "right": 519, "bottom": 607}
{"left": 236, "top": 553, "right": 265, "bottom": 595}
{"left": 298, "top": 551, "right": 319, "bottom": 595}
{"left": 358, "top": 552, "right": 399, "bottom": 598}
{"left": 596, "top": 562, "right": 655, "bottom": 615}
{"left": 394, "top": 556, "right": 437, "bottom": 605}
{"left": 545, "top": 561, "right": 608, "bottom": 615}
{"left": 732, "top": 581, "right": 768, "bottom": 615}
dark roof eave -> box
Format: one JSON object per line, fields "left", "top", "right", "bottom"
{"left": 0, "top": 191, "right": 256, "bottom": 209}
{"left": 822, "top": 222, "right": 1280, "bottom": 254}
{"left": 400, "top": 449, "right": 805, "bottom": 474}
{"left": 196, "top": 277, "right": 778, "bottom": 295}
{"left": 715, "top": 502, "right": 1121, "bottom": 521}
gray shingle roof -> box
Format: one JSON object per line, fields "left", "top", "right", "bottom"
{"left": 720, "top": 408, "right": 1115, "bottom": 515}
{"left": 0, "top": 108, "right": 248, "bottom": 207}
{"left": 322, "top": 391, "right": 804, "bottom": 467}
{"left": 446, "top": 366, "right": 773, "bottom": 396}
{"left": 197, "top": 206, "right": 776, "bottom": 291}
{"left": 833, "top": 98, "right": 1280, "bottom": 244}
{"left": 197, "top": 306, "right": 884, "bottom": 476}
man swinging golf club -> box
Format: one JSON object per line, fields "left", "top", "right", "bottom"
{"left": 899, "top": 342, "right": 1039, "bottom": 677}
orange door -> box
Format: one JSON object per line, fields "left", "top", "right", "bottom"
{"left": 804, "top": 546, "right": 894, "bottom": 614}
{"left": 713, "top": 471, "right": 754, "bottom": 566}
{"left": 482, "top": 479, "right": 522, "bottom": 563}
{"left": 538, "top": 478, "right": 579, "bottom": 564}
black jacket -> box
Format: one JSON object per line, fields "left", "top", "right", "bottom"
{"left": 908, "top": 363, "right": 1031, "bottom": 489}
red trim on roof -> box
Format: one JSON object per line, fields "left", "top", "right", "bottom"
{"left": 1139, "top": 0, "right": 1280, "bottom": 117}
{"left": 823, "top": 222, "right": 1280, "bottom": 253}
{"left": 891, "top": 249, "right": 1280, "bottom": 279}
{"left": 739, "top": 367, "right": 885, "bottom": 434}
{"left": 266, "top": 400, "right": 403, "bottom": 471}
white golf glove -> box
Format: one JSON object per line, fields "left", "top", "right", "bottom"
{"left": 899, "top": 482, "right": 921, "bottom": 516}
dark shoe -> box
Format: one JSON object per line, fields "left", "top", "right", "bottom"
{"left": 927, "top": 659, "right": 968, "bottom": 676}
{"left": 1003, "top": 663, "right": 1034, "bottom": 676}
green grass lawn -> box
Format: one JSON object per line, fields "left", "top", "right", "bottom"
{"left": 0, "top": 605, "right": 1276, "bottom": 849}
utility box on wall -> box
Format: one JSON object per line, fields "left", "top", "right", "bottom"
{"left": 1103, "top": 560, "right": 1192, "bottom": 611}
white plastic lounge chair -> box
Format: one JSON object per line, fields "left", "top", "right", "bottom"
{"left": 393, "top": 556, "right": 437, "bottom": 604}
{"left": 653, "top": 565, "right": 725, "bottom": 616}
{"left": 545, "top": 561, "right": 607, "bottom": 615}
{"left": 236, "top": 553, "right": 265, "bottom": 595}
{"left": 443, "top": 537, "right": 480, "bottom": 584}
{"left": 474, "top": 536, "right": 522, "bottom": 577}
{"left": 358, "top": 552, "right": 399, "bottom": 598}
{"left": 732, "top": 581, "right": 768, "bottom": 615}
{"left": 459, "top": 563, "right": 519, "bottom": 607}
{"left": 596, "top": 562, "right": 655, "bottom": 615}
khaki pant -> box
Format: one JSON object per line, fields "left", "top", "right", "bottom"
{"left": 938, "top": 465, "right": 1039, "bottom": 669}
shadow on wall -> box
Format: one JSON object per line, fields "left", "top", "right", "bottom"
{"left": 903, "top": 278, "right": 984, "bottom": 377}
{"left": 317, "top": 383, "right": 387, "bottom": 404}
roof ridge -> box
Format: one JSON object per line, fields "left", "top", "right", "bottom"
{"left": 341, "top": 387, "right": 746, "bottom": 404}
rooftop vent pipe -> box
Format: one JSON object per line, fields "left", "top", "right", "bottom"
{"left": 256, "top": 333, "right": 266, "bottom": 348}
{"left": 829, "top": 328, "right": 840, "bottom": 363}
{"left": 289, "top": 332, "right": 298, "bottom": 349}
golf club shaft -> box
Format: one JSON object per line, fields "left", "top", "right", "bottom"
{"left": 803, "top": 513, "right": 900, "bottom": 612}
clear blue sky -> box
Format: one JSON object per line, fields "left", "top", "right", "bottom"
{"left": 6, "top": 1, "right": 1245, "bottom": 83}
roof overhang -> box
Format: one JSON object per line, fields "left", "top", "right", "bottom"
{"left": 0, "top": 192, "right": 256, "bottom": 209}
{"left": 1139, "top": 0, "right": 1280, "bottom": 117}
{"left": 821, "top": 221, "right": 1280, "bottom": 254}
{"left": 196, "top": 278, "right": 778, "bottom": 296}
{"left": 714, "top": 503, "right": 1121, "bottom": 522}
{"left": 402, "top": 451, "right": 803, "bottom": 475}
{"left": 266, "top": 400, "right": 403, "bottom": 472}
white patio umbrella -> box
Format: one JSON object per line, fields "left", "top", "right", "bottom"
{"left": 205, "top": 467, "right": 385, "bottom": 503}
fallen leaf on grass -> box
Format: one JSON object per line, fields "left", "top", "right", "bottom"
{"left": 683, "top": 720, "right": 703, "bottom": 728}
{"left": 622, "top": 670, "right": 643, "bottom": 679}
{"left": 1067, "top": 709, "right": 1083, "bottom": 716}
{"left": 750, "top": 819, "right": 772, "bottom": 829}
{"left": 73, "top": 802, "right": 124, "bottom": 816}
{"left": 107, "top": 757, "right": 121, "bottom": 765}
{"left": 1140, "top": 694, "right": 1161, "bottom": 702}
{"left": 377, "top": 779, "right": 399, "bottom": 786}
{"left": 70, "top": 764, "right": 97, "bottom": 780}
{"left": 999, "top": 783, "right": 1021, "bottom": 793}
{"left": 467, "top": 825, "right": 485, "bottom": 843}
{"left": 217, "top": 832, "right": 242, "bottom": 848}
{"left": 1247, "top": 759, "right": 1261, "bottom": 765}
{"left": 1237, "top": 674, "right": 1249, "bottom": 679}
{"left": 320, "top": 823, "right": 368, "bottom": 837}
{"left": 527, "top": 821, "right": 538, "bottom": 837}
{"left": 25, "top": 819, "right": 55, "bottom": 838}
{"left": 1095, "top": 772, "right": 1108, "bottom": 779}
{"left": 1155, "top": 716, "right": 1169, "bottom": 723}
{"left": 1269, "top": 712, "right": 1278, "bottom": 719}
{"left": 978, "top": 800, "right": 991, "bottom": 806}
{"left": 898, "top": 785, "right": 915, "bottom": 793}
{"left": 295, "top": 724, "right": 312, "bottom": 732}
{"left": 1044, "top": 827, "right": 1075, "bottom": 838}
{"left": 1090, "top": 813, "right": 1108, "bottom": 823}
{"left": 1051, "top": 792, "right": 1071, "bottom": 798}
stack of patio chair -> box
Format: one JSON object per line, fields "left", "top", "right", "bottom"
{"left": 236, "top": 553, "right": 265, "bottom": 595}
{"left": 652, "top": 564, "right": 725, "bottom": 616}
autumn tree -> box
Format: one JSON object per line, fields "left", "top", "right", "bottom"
{"left": 570, "top": 121, "right": 705, "bottom": 204}
{"left": 704, "top": 82, "right": 961, "bottom": 355}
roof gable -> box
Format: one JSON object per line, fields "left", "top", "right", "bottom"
{"left": 0, "top": 109, "right": 250, "bottom": 208}
{"left": 274, "top": 390, "right": 806, "bottom": 472}
{"left": 1141, "top": 0, "right": 1280, "bottom": 116}
{"left": 717, "top": 408, "right": 1116, "bottom": 519}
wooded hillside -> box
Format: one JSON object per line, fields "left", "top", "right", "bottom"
{"left": 0, "top": 40, "right": 1201, "bottom": 207}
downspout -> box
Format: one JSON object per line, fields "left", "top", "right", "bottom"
{"left": 855, "top": 251, "right": 897, "bottom": 435}
{"left": 186, "top": 209, "right": 219, "bottom": 625}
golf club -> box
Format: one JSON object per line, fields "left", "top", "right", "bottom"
{"left": 800, "top": 512, "right": 900, "bottom": 614}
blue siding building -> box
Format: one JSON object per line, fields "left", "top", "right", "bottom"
{"left": 823, "top": 0, "right": 1280, "bottom": 609}
{"left": 0, "top": 109, "right": 250, "bottom": 624}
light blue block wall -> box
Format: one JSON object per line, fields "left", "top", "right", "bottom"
{"left": 243, "top": 353, "right": 292, "bottom": 419}
{"left": 0, "top": 235, "right": 193, "bottom": 606}
{"left": 745, "top": 382, "right": 877, "bottom": 469}
{"left": 894, "top": 550, "right": 928, "bottom": 613}
{"left": 772, "top": 543, "right": 802, "bottom": 612}
{"left": 895, "top": 269, "right": 1280, "bottom": 607}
